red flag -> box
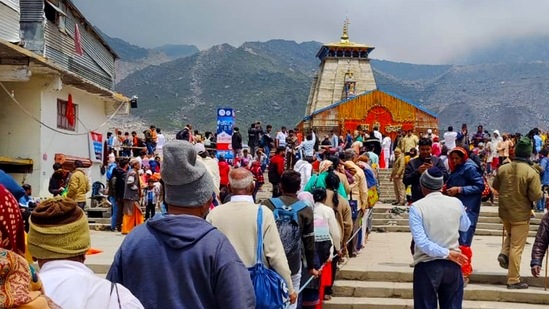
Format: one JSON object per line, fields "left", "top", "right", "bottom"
{"left": 74, "top": 24, "right": 83, "bottom": 56}
{"left": 66, "top": 94, "right": 75, "bottom": 126}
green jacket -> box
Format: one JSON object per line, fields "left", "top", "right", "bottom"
{"left": 493, "top": 160, "right": 543, "bottom": 221}
{"left": 304, "top": 172, "right": 348, "bottom": 199}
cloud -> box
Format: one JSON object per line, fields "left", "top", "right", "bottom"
{"left": 72, "top": 0, "right": 549, "bottom": 64}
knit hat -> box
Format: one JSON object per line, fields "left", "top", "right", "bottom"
{"left": 27, "top": 197, "right": 90, "bottom": 260}
{"left": 161, "top": 140, "right": 215, "bottom": 207}
{"left": 420, "top": 168, "right": 444, "bottom": 191}
{"left": 515, "top": 137, "right": 533, "bottom": 158}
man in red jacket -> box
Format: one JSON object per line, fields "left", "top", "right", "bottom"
{"left": 268, "top": 146, "right": 286, "bottom": 197}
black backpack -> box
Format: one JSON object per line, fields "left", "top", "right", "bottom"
{"left": 269, "top": 198, "right": 307, "bottom": 275}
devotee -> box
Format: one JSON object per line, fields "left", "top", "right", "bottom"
{"left": 28, "top": 197, "right": 143, "bottom": 308}
{"left": 409, "top": 168, "right": 470, "bottom": 309}
{"left": 121, "top": 159, "right": 144, "bottom": 234}
{"left": 107, "top": 140, "right": 255, "bottom": 308}
{"left": 206, "top": 168, "right": 296, "bottom": 304}
{"left": 444, "top": 147, "right": 484, "bottom": 285}
{"left": 493, "top": 137, "right": 543, "bottom": 289}
{"left": 66, "top": 160, "right": 90, "bottom": 210}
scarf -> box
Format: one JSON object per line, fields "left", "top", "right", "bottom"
{"left": 0, "top": 185, "right": 26, "bottom": 255}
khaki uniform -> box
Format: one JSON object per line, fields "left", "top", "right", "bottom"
{"left": 493, "top": 161, "right": 543, "bottom": 284}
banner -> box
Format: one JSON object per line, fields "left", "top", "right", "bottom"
{"left": 89, "top": 131, "right": 103, "bottom": 162}
{"left": 216, "top": 108, "right": 235, "bottom": 162}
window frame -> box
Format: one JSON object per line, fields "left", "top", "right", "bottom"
{"left": 57, "top": 99, "right": 78, "bottom": 131}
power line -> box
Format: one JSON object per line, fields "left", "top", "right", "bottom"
{"left": 0, "top": 81, "right": 126, "bottom": 136}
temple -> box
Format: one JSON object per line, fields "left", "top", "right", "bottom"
{"left": 300, "top": 19, "right": 437, "bottom": 139}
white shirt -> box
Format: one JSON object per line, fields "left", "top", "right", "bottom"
{"left": 39, "top": 260, "right": 144, "bottom": 309}
{"left": 382, "top": 136, "right": 392, "bottom": 150}
{"left": 276, "top": 131, "right": 287, "bottom": 147}
{"left": 156, "top": 134, "right": 166, "bottom": 149}
{"left": 373, "top": 130, "right": 383, "bottom": 141}
{"left": 443, "top": 131, "right": 458, "bottom": 150}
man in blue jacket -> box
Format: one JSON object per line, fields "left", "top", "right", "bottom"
{"left": 107, "top": 140, "right": 255, "bottom": 309}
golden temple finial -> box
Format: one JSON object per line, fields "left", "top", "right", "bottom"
{"left": 341, "top": 17, "right": 350, "bottom": 44}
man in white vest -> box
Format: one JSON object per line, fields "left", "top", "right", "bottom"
{"left": 409, "top": 167, "right": 471, "bottom": 309}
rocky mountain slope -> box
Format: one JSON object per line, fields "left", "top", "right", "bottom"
{"left": 96, "top": 29, "right": 199, "bottom": 82}
{"left": 110, "top": 35, "right": 549, "bottom": 133}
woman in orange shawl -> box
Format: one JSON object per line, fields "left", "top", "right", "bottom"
{"left": 0, "top": 185, "right": 60, "bottom": 309}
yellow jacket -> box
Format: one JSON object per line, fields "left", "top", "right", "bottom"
{"left": 66, "top": 169, "right": 90, "bottom": 203}
{"left": 391, "top": 155, "right": 405, "bottom": 178}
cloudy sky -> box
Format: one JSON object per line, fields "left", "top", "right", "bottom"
{"left": 72, "top": 0, "right": 549, "bottom": 64}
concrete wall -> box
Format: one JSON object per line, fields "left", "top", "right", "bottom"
{"left": 0, "top": 76, "right": 44, "bottom": 185}
{"left": 39, "top": 78, "right": 108, "bottom": 198}
{"left": 0, "top": 74, "right": 109, "bottom": 199}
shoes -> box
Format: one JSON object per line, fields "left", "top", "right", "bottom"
{"left": 409, "top": 262, "right": 415, "bottom": 268}
{"left": 323, "top": 295, "right": 332, "bottom": 301}
{"left": 391, "top": 201, "right": 399, "bottom": 205}
{"left": 498, "top": 253, "right": 509, "bottom": 270}
{"left": 463, "top": 277, "right": 469, "bottom": 287}
{"left": 349, "top": 253, "right": 357, "bottom": 258}
{"left": 507, "top": 282, "right": 528, "bottom": 289}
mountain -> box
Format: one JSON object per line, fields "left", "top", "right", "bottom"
{"left": 95, "top": 29, "right": 199, "bottom": 82}
{"left": 460, "top": 34, "right": 549, "bottom": 65}
{"left": 116, "top": 40, "right": 321, "bottom": 131}
{"left": 115, "top": 37, "right": 549, "bottom": 134}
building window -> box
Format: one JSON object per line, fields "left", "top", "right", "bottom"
{"left": 45, "top": 0, "right": 67, "bottom": 32}
{"left": 57, "top": 99, "right": 77, "bottom": 131}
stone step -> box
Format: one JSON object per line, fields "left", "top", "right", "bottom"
{"left": 332, "top": 280, "right": 549, "bottom": 305}
{"left": 371, "top": 219, "right": 541, "bottom": 232}
{"left": 372, "top": 226, "right": 538, "bottom": 237}
{"left": 336, "top": 269, "right": 546, "bottom": 288}
{"left": 372, "top": 207, "right": 503, "bottom": 218}
{"left": 323, "top": 297, "right": 548, "bottom": 309}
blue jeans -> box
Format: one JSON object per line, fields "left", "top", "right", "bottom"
{"left": 146, "top": 142, "right": 154, "bottom": 155}
{"left": 413, "top": 259, "right": 464, "bottom": 309}
{"left": 108, "top": 196, "right": 117, "bottom": 230}
{"left": 264, "top": 146, "right": 271, "bottom": 165}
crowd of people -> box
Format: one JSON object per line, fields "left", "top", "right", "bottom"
{"left": 3, "top": 119, "right": 549, "bottom": 308}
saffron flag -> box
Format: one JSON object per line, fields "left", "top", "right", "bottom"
{"left": 66, "top": 94, "right": 75, "bottom": 126}
{"left": 74, "top": 24, "right": 83, "bottom": 56}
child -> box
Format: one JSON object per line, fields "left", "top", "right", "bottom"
{"left": 143, "top": 179, "right": 159, "bottom": 220}
{"left": 250, "top": 158, "right": 264, "bottom": 203}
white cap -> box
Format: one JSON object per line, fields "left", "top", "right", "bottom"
{"left": 194, "top": 143, "right": 206, "bottom": 153}
{"left": 427, "top": 129, "right": 433, "bottom": 134}
{"left": 146, "top": 170, "right": 153, "bottom": 175}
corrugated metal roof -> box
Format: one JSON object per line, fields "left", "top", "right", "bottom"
{"left": 0, "top": 38, "right": 128, "bottom": 104}
{"left": 303, "top": 88, "right": 437, "bottom": 121}
{"left": 0, "top": 2, "right": 20, "bottom": 42}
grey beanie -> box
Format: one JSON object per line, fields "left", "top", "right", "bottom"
{"left": 420, "top": 167, "right": 444, "bottom": 191}
{"left": 161, "top": 140, "right": 215, "bottom": 207}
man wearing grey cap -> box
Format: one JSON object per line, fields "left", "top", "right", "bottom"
{"left": 107, "top": 140, "right": 255, "bottom": 309}
{"left": 409, "top": 167, "right": 470, "bottom": 309}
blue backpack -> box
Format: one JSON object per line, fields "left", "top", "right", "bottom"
{"left": 269, "top": 198, "right": 307, "bottom": 274}
{"left": 249, "top": 206, "right": 290, "bottom": 309}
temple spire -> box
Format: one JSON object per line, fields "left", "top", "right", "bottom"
{"left": 340, "top": 18, "right": 350, "bottom": 44}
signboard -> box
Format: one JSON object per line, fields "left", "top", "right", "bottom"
{"left": 89, "top": 131, "right": 103, "bottom": 162}
{"left": 216, "top": 108, "right": 235, "bottom": 162}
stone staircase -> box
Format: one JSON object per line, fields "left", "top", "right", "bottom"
{"left": 324, "top": 169, "right": 548, "bottom": 308}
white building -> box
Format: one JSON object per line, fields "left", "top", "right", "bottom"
{"left": 0, "top": 0, "right": 129, "bottom": 200}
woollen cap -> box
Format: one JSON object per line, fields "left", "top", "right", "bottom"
{"left": 420, "top": 168, "right": 444, "bottom": 191}
{"left": 28, "top": 197, "right": 90, "bottom": 260}
{"left": 515, "top": 137, "right": 533, "bottom": 158}
{"left": 161, "top": 140, "right": 215, "bottom": 207}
